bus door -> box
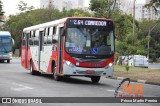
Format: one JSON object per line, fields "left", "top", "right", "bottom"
{"left": 57, "top": 26, "right": 64, "bottom": 74}
{"left": 24, "top": 33, "right": 29, "bottom": 68}
{"left": 38, "top": 29, "right": 44, "bottom": 71}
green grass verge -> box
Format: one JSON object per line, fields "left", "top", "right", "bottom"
{"left": 113, "top": 65, "right": 160, "bottom": 85}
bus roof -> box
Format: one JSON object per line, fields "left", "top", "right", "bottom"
{"left": 23, "top": 17, "right": 112, "bottom": 32}
{"left": 0, "top": 31, "right": 11, "bottom": 36}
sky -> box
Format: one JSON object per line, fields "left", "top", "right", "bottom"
{"left": 1, "top": 0, "right": 146, "bottom": 16}
{"left": 1, "top": 0, "right": 40, "bottom": 16}
{"left": 135, "top": 0, "right": 146, "bottom": 4}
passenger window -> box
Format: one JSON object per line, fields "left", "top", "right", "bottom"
{"left": 52, "top": 26, "right": 58, "bottom": 44}
{"left": 22, "top": 39, "right": 26, "bottom": 46}
{"left": 53, "top": 27, "right": 56, "bottom": 35}
{"left": 29, "top": 38, "right": 33, "bottom": 46}
{"left": 47, "top": 27, "right": 53, "bottom": 45}
{"left": 34, "top": 37, "right": 39, "bottom": 46}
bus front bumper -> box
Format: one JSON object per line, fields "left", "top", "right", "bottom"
{"left": 63, "top": 62, "right": 114, "bottom": 77}
{"left": 0, "top": 54, "right": 12, "bottom": 60}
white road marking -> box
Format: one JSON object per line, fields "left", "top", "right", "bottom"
{"left": 107, "top": 90, "right": 115, "bottom": 92}
{"left": 107, "top": 89, "right": 122, "bottom": 93}
{"left": 11, "top": 83, "right": 33, "bottom": 91}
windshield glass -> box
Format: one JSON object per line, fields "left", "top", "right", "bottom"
{"left": 65, "top": 27, "right": 114, "bottom": 55}
{"left": 0, "top": 36, "right": 12, "bottom": 52}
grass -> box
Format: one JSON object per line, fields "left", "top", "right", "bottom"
{"left": 113, "top": 65, "right": 160, "bottom": 85}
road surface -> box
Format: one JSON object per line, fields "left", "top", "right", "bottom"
{"left": 149, "top": 63, "right": 160, "bottom": 69}
{"left": 0, "top": 58, "right": 159, "bottom": 106}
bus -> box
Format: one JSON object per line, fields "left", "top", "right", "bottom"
{"left": 21, "top": 17, "right": 115, "bottom": 83}
{"left": 128, "top": 55, "right": 148, "bottom": 68}
{"left": 0, "top": 31, "right": 14, "bottom": 63}
{"left": 117, "top": 55, "right": 148, "bottom": 68}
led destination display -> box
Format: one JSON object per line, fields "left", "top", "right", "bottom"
{"left": 67, "top": 19, "right": 113, "bottom": 27}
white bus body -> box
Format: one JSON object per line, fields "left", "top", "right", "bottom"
{"left": 128, "top": 55, "right": 148, "bottom": 68}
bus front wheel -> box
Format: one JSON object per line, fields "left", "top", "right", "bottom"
{"left": 91, "top": 76, "right": 100, "bottom": 83}
{"left": 52, "top": 64, "right": 62, "bottom": 81}
{"left": 7, "top": 60, "right": 10, "bottom": 63}
{"left": 30, "top": 60, "right": 38, "bottom": 75}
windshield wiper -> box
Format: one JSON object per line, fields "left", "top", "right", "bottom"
{"left": 2, "top": 46, "right": 8, "bottom": 53}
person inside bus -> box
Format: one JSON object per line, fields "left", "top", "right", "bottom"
{"left": 67, "top": 29, "right": 74, "bottom": 43}
{"left": 97, "top": 39, "right": 111, "bottom": 55}
{"left": 94, "top": 40, "right": 100, "bottom": 48}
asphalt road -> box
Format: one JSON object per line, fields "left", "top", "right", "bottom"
{"left": 149, "top": 63, "right": 160, "bottom": 69}
{"left": 0, "top": 58, "right": 160, "bottom": 106}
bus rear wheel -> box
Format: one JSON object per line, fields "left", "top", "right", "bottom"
{"left": 91, "top": 76, "right": 100, "bottom": 83}
{"left": 30, "top": 60, "right": 38, "bottom": 75}
{"left": 7, "top": 60, "right": 10, "bottom": 63}
{"left": 52, "top": 64, "right": 62, "bottom": 81}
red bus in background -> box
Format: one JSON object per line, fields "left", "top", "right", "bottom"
{"left": 21, "top": 17, "right": 115, "bottom": 83}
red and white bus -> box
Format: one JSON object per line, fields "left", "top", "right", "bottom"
{"left": 21, "top": 17, "right": 115, "bottom": 83}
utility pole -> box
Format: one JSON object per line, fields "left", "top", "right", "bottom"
{"left": 147, "top": 23, "right": 159, "bottom": 60}
{"left": 133, "top": 0, "right": 135, "bottom": 46}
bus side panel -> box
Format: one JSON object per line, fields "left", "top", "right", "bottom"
{"left": 47, "top": 58, "right": 57, "bottom": 74}
{"left": 21, "top": 46, "right": 26, "bottom": 68}
{"left": 47, "top": 46, "right": 58, "bottom": 74}
{"left": 21, "top": 45, "right": 32, "bottom": 70}
{"left": 30, "top": 46, "right": 39, "bottom": 72}
{"left": 40, "top": 46, "right": 53, "bottom": 73}
{"left": 26, "top": 46, "right": 31, "bottom": 70}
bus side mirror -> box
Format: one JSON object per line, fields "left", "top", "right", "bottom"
{"left": 12, "top": 38, "right": 15, "bottom": 45}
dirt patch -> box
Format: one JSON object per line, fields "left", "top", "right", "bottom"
{"left": 113, "top": 65, "right": 160, "bottom": 85}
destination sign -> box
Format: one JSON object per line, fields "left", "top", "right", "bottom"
{"left": 68, "top": 19, "right": 112, "bottom": 27}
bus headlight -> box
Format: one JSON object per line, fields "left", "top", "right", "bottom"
{"left": 104, "top": 63, "right": 113, "bottom": 69}
{"left": 65, "top": 60, "right": 75, "bottom": 68}
{"left": 9, "top": 53, "right": 12, "bottom": 57}
{"left": 109, "top": 63, "right": 113, "bottom": 67}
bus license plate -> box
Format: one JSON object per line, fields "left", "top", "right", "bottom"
{"left": 86, "top": 70, "right": 95, "bottom": 74}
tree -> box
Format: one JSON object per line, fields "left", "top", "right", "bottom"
{"left": 89, "top": 0, "right": 117, "bottom": 18}
{"left": 145, "top": 0, "right": 160, "bottom": 13}
{"left": 0, "top": 0, "right": 4, "bottom": 21}
{"left": 61, "top": 9, "right": 91, "bottom": 18}
{"left": 114, "top": 13, "right": 139, "bottom": 56}
{"left": 17, "top": 1, "right": 34, "bottom": 12}
{"left": 138, "top": 19, "right": 160, "bottom": 61}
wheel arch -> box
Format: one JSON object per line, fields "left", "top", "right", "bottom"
{"left": 30, "top": 58, "right": 32, "bottom": 69}
{"left": 51, "top": 60, "right": 56, "bottom": 73}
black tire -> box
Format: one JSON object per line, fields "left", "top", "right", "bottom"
{"left": 52, "top": 64, "right": 62, "bottom": 81}
{"left": 30, "top": 60, "right": 38, "bottom": 75}
{"left": 0, "top": 60, "right": 4, "bottom": 63}
{"left": 91, "top": 76, "right": 101, "bottom": 83}
{"left": 7, "top": 60, "right": 10, "bottom": 63}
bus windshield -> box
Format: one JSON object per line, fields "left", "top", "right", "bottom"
{"left": 65, "top": 27, "right": 114, "bottom": 56}
{"left": 0, "top": 36, "right": 12, "bottom": 52}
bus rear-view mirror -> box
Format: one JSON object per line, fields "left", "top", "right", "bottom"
{"left": 12, "top": 38, "right": 15, "bottom": 45}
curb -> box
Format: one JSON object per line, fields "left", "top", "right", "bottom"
{"left": 114, "top": 77, "right": 160, "bottom": 86}
{"left": 117, "top": 77, "right": 146, "bottom": 84}
{"left": 117, "top": 77, "right": 124, "bottom": 80}
{"left": 13, "top": 57, "right": 20, "bottom": 58}
{"left": 137, "top": 80, "right": 146, "bottom": 83}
